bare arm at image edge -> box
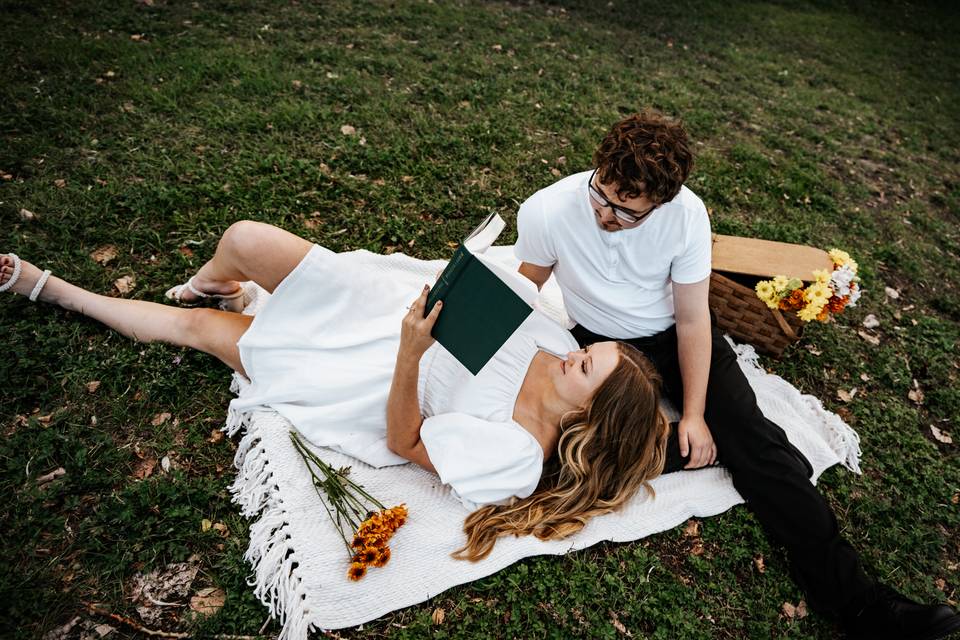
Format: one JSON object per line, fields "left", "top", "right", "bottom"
{"left": 518, "top": 261, "right": 554, "bottom": 291}
{"left": 673, "top": 277, "right": 717, "bottom": 469}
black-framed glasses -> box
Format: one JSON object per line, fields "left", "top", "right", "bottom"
{"left": 587, "top": 169, "right": 658, "bottom": 224}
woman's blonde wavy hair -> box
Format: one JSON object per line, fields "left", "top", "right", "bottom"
{"left": 452, "top": 342, "right": 670, "bottom": 561}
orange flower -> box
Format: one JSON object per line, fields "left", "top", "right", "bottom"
{"left": 371, "top": 546, "right": 391, "bottom": 568}
{"left": 828, "top": 295, "right": 848, "bottom": 313}
{"left": 779, "top": 289, "right": 806, "bottom": 312}
{"left": 347, "top": 562, "right": 367, "bottom": 581}
{"left": 816, "top": 306, "right": 830, "bottom": 322}
{"left": 353, "top": 546, "right": 379, "bottom": 565}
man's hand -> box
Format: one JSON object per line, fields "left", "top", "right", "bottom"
{"left": 678, "top": 414, "right": 717, "bottom": 469}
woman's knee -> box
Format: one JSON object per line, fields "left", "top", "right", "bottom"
{"left": 219, "top": 220, "right": 271, "bottom": 261}
{"left": 177, "top": 307, "right": 221, "bottom": 348}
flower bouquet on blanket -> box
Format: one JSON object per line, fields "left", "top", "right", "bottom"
{"left": 224, "top": 246, "right": 862, "bottom": 639}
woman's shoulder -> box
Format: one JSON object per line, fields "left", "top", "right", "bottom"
{"left": 419, "top": 413, "right": 543, "bottom": 508}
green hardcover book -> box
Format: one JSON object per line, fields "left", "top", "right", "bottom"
{"left": 426, "top": 213, "right": 538, "bottom": 375}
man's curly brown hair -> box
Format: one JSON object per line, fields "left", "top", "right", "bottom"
{"left": 592, "top": 110, "right": 693, "bottom": 205}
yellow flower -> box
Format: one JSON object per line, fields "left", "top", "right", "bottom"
{"left": 812, "top": 269, "right": 831, "bottom": 285}
{"left": 772, "top": 275, "right": 790, "bottom": 292}
{"left": 798, "top": 304, "right": 823, "bottom": 322}
{"left": 805, "top": 283, "right": 831, "bottom": 305}
{"left": 755, "top": 281, "right": 779, "bottom": 309}
{"left": 828, "top": 248, "right": 858, "bottom": 271}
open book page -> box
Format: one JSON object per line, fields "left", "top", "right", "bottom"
{"left": 462, "top": 212, "right": 505, "bottom": 254}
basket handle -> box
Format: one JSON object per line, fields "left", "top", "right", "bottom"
{"left": 769, "top": 307, "right": 798, "bottom": 340}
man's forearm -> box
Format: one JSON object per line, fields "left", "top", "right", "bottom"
{"left": 676, "top": 316, "right": 712, "bottom": 418}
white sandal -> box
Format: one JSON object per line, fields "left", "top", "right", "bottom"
{"left": 0, "top": 253, "right": 52, "bottom": 302}
{"left": 164, "top": 276, "right": 247, "bottom": 312}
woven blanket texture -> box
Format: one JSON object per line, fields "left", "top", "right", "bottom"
{"left": 224, "top": 246, "right": 862, "bottom": 638}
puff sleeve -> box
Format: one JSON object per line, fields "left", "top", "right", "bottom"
{"left": 419, "top": 412, "right": 544, "bottom": 510}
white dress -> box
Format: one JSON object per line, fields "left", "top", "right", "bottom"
{"left": 229, "top": 245, "right": 581, "bottom": 509}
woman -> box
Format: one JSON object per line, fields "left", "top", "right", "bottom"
{"left": 2, "top": 220, "right": 669, "bottom": 560}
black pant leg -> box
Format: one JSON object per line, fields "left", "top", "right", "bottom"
{"left": 570, "top": 323, "right": 876, "bottom": 615}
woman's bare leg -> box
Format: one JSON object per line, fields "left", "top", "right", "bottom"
{"left": 1, "top": 256, "right": 252, "bottom": 374}
{"left": 177, "top": 220, "right": 314, "bottom": 303}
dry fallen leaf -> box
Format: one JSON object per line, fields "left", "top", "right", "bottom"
{"left": 160, "top": 455, "right": 172, "bottom": 473}
{"left": 86, "top": 381, "right": 101, "bottom": 393}
{"left": 340, "top": 124, "right": 356, "bottom": 136}
{"left": 201, "top": 518, "right": 212, "bottom": 532}
{"left": 610, "top": 611, "right": 632, "bottom": 637}
{"left": 41, "top": 616, "right": 82, "bottom": 640}
{"left": 951, "top": 493, "right": 958, "bottom": 505}
{"left": 325, "top": 71, "right": 339, "bottom": 79}
{"left": 884, "top": 286, "right": 900, "bottom": 300}
{"left": 837, "top": 388, "right": 857, "bottom": 403}
{"left": 754, "top": 555, "right": 766, "bottom": 573}
{"left": 114, "top": 275, "right": 136, "bottom": 294}
{"left": 908, "top": 380, "right": 925, "bottom": 405}
{"left": 189, "top": 586, "right": 226, "bottom": 616}
{"left": 212, "top": 522, "right": 229, "bottom": 537}
{"left": 930, "top": 425, "right": 953, "bottom": 444}
{"left": 796, "top": 601, "right": 808, "bottom": 619}
{"left": 36, "top": 467, "right": 66, "bottom": 487}
{"left": 431, "top": 607, "right": 445, "bottom": 625}
{"left": 862, "top": 314, "right": 880, "bottom": 329}
{"left": 19, "top": 208, "right": 37, "bottom": 221}
{"left": 178, "top": 245, "right": 194, "bottom": 258}
{"left": 804, "top": 344, "right": 822, "bottom": 356}
{"left": 857, "top": 330, "right": 880, "bottom": 346}
{"left": 860, "top": 373, "right": 871, "bottom": 382}
{"left": 207, "top": 429, "right": 224, "bottom": 444}
{"left": 132, "top": 457, "right": 157, "bottom": 480}
{"left": 151, "top": 412, "right": 172, "bottom": 426}
{"left": 54, "top": 178, "right": 66, "bottom": 188}
{"left": 129, "top": 560, "right": 199, "bottom": 625}
{"left": 291, "top": 79, "right": 303, "bottom": 89}
{"left": 782, "top": 602, "right": 796, "bottom": 618}
{"left": 90, "top": 245, "right": 119, "bottom": 265}
{"left": 682, "top": 519, "right": 701, "bottom": 537}
{"left": 935, "top": 578, "right": 947, "bottom": 591}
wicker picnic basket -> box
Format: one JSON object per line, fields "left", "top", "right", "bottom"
{"left": 708, "top": 234, "right": 833, "bottom": 357}
{"left": 709, "top": 271, "right": 805, "bottom": 357}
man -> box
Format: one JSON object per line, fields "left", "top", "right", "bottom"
{"left": 513, "top": 110, "right": 960, "bottom": 640}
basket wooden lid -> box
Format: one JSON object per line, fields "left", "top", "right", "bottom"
{"left": 711, "top": 234, "right": 833, "bottom": 282}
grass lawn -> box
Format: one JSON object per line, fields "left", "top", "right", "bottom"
{"left": 2, "top": 0, "right": 959, "bottom": 638}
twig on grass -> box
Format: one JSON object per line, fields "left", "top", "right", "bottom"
{"left": 81, "top": 601, "right": 272, "bottom": 639}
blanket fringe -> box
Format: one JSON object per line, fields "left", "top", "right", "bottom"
{"left": 226, "top": 382, "right": 315, "bottom": 640}
{"left": 730, "top": 340, "right": 862, "bottom": 474}
{"left": 245, "top": 512, "right": 312, "bottom": 640}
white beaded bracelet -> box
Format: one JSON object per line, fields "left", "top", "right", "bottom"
{"left": 29, "top": 269, "right": 52, "bottom": 302}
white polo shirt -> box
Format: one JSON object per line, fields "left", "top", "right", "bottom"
{"left": 514, "top": 170, "right": 712, "bottom": 339}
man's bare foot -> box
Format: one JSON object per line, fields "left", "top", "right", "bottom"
{"left": 0, "top": 254, "right": 49, "bottom": 301}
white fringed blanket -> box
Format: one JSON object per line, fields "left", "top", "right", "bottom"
{"left": 224, "top": 247, "right": 861, "bottom": 639}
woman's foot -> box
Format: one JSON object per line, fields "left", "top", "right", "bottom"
{"left": 164, "top": 273, "right": 247, "bottom": 312}
{"left": 0, "top": 254, "right": 51, "bottom": 302}
{"left": 170, "top": 274, "right": 243, "bottom": 304}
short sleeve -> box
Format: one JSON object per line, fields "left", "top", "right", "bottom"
{"left": 420, "top": 412, "right": 544, "bottom": 509}
{"left": 513, "top": 194, "right": 557, "bottom": 268}
{"left": 670, "top": 202, "right": 712, "bottom": 284}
